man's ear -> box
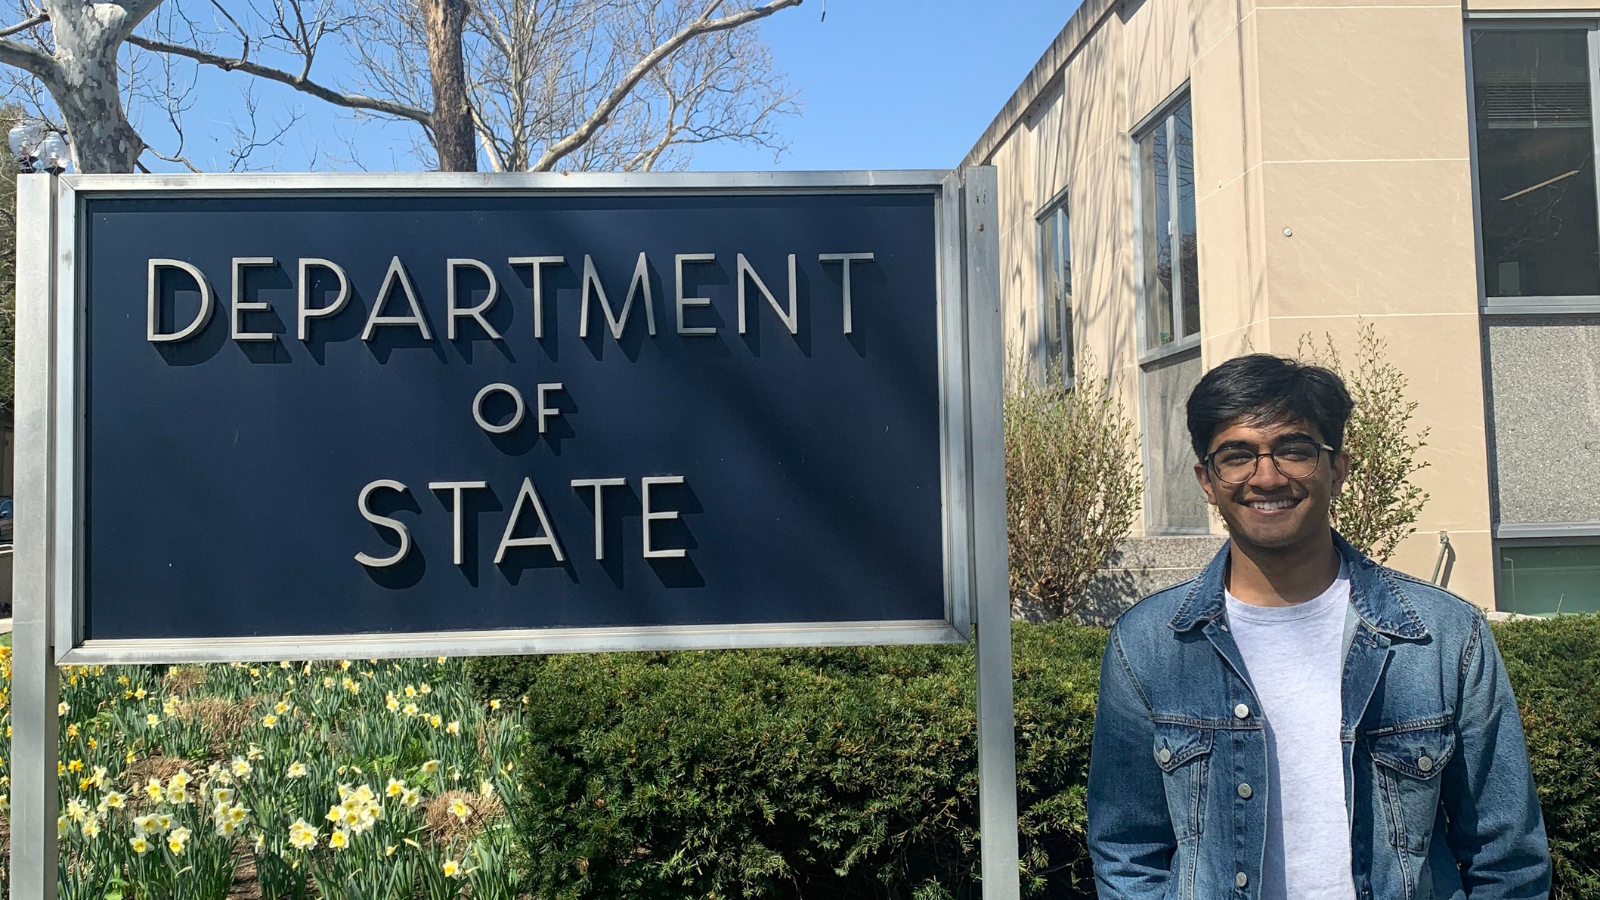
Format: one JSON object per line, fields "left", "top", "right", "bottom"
{"left": 1331, "top": 449, "right": 1351, "bottom": 496}
{"left": 1194, "top": 460, "right": 1218, "bottom": 506}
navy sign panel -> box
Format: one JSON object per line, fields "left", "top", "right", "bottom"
{"left": 69, "top": 177, "right": 963, "bottom": 652}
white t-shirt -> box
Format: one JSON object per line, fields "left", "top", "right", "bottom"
{"left": 1224, "top": 564, "right": 1357, "bottom": 900}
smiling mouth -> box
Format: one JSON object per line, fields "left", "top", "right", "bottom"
{"left": 1244, "top": 498, "right": 1301, "bottom": 511}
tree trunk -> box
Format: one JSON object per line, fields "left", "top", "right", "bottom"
{"left": 419, "top": 0, "right": 475, "bottom": 172}
{"left": 40, "top": 9, "right": 145, "bottom": 174}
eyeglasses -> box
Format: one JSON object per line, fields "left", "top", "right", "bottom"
{"left": 1204, "top": 441, "right": 1335, "bottom": 485}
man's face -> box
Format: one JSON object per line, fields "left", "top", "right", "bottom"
{"left": 1193, "top": 418, "right": 1349, "bottom": 551}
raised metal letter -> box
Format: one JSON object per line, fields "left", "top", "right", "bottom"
{"left": 674, "top": 253, "right": 717, "bottom": 336}
{"left": 580, "top": 253, "right": 657, "bottom": 339}
{"left": 819, "top": 253, "right": 874, "bottom": 334}
{"left": 429, "top": 481, "right": 489, "bottom": 566}
{"left": 297, "top": 258, "right": 351, "bottom": 341}
{"left": 571, "top": 477, "right": 626, "bottom": 561}
{"left": 507, "top": 255, "right": 563, "bottom": 340}
{"left": 446, "top": 258, "right": 501, "bottom": 341}
{"left": 641, "top": 475, "right": 687, "bottom": 559}
{"left": 472, "top": 383, "right": 526, "bottom": 434}
{"left": 147, "top": 258, "right": 214, "bottom": 343}
{"left": 361, "top": 256, "right": 433, "bottom": 341}
{"left": 736, "top": 253, "right": 797, "bottom": 335}
{"left": 494, "top": 477, "right": 566, "bottom": 563}
{"left": 231, "top": 257, "right": 277, "bottom": 342}
{"left": 354, "top": 479, "right": 412, "bottom": 568}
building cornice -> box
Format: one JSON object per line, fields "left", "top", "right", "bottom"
{"left": 961, "top": 0, "right": 1123, "bottom": 168}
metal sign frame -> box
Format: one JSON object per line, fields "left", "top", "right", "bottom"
{"left": 29, "top": 170, "right": 991, "bottom": 665}
{"left": 10, "top": 168, "right": 1016, "bottom": 900}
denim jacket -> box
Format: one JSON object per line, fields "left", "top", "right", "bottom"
{"left": 1086, "top": 533, "right": 1551, "bottom": 900}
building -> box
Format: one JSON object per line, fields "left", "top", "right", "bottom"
{"left": 966, "top": 0, "right": 1600, "bottom": 615}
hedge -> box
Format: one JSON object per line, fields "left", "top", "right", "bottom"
{"left": 467, "top": 615, "right": 1600, "bottom": 900}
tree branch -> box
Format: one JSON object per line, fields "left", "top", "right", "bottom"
{"left": 530, "top": 0, "right": 800, "bottom": 172}
{"left": 126, "top": 34, "right": 435, "bottom": 127}
{"left": 0, "top": 34, "right": 59, "bottom": 83}
{"left": 0, "top": 13, "right": 47, "bottom": 39}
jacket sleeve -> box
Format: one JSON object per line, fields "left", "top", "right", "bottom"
{"left": 1087, "top": 625, "right": 1176, "bottom": 900}
{"left": 1441, "top": 615, "right": 1552, "bottom": 900}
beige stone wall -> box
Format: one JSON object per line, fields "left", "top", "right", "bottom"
{"left": 976, "top": 0, "right": 1501, "bottom": 605}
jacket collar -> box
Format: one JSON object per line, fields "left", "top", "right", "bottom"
{"left": 1168, "top": 530, "right": 1429, "bottom": 640}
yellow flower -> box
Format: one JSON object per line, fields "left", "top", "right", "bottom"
{"left": 480, "top": 780, "right": 495, "bottom": 798}
{"left": 420, "top": 759, "right": 440, "bottom": 775}
{"left": 274, "top": 701, "right": 290, "bottom": 715}
{"left": 260, "top": 714, "right": 278, "bottom": 729}
{"left": 448, "top": 798, "right": 470, "bottom": 822}
{"left": 146, "top": 713, "right": 160, "bottom": 727}
{"left": 230, "top": 757, "right": 253, "bottom": 779}
{"left": 212, "top": 788, "right": 235, "bottom": 806}
{"left": 402, "top": 703, "right": 418, "bottom": 717}
{"left": 57, "top": 815, "right": 68, "bottom": 839}
{"left": 286, "top": 762, "right": 308, "bottom": 779}
{"left": 81, "top": 817, "right": 102, "bottom": 839}
{"left": 167, "top": 826, "right": 191, "bottom": 854}
{"left": 104, "top": 792, "right": 125, "bottom": 809}
{"left": 489, "top": 699, "right": 502, "bottom": 710}
{"left": 133, "top": 687, "right": 147, "bottom": 700}
{"left": 78, "top": 776, "right": 95, "bottom": 791}
{"left": 247, "top": 744, "right": 265, "bottom": 761}
{"left": 170, "top": 770, "right": 192, "bottom": 789}
{"left": 404, "top": 685, "right": 417, "bottom": 698}
{"left": 401, "top": 787, "right": 421, "bottom": 808}
{"left": 66, "top": 759, "right": 83, "bottom": 773}
{"left": 287, "top": 818, "right": 319, "bottom": 850}
{"left": 386, "top": 778, "right": 405, "bottom": 797}
{"left": 323, "top": 676, "right": 335, "bottom": 688}
{"left": 65, "top": 724, "right": 79, "bottom": 738}
{"left": 429, "top": 715, "right": 442, "bottom": 729}
{"left": 386, "top": 844, "right": 397, "bottom": 857}
{"left": 165, "top": 784, "right": 189, "bottom": 805}
{"left": 339, "top": 660, "right": 351, "bottom": 670}
{"left": 129, "top": 835, "right": 150, "bottom": 855}
{"left": 279, "top": 660, "right": 291, "bottom": 669}
{"left": 162, "top": 697, "right": 179, "bottom": 716}
{"left": 437, "top": 656, "right": 447, "bottom": 664}
{"left": 58, "top": 702, "right": 69, "bottom": 716}
{"left": 386, "top": 693, "right": 399, "bottom": 711}
{"left": 57, "top": 761, "right": 64, "bottom": 777}
{"left": 446, "top": 720, "right": 461, "bottom": 735}
{"left": 328, "top": 828, "right": 350, "bottom": 850}
{"left": 442, "top": 859, "right": 462, "bottom": 878}
{"left": 249, "top": 667, "right": 259, "bottom": 677}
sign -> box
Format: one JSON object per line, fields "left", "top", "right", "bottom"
{"left": 40, "top": 172, "right": 993, "bottom": 662}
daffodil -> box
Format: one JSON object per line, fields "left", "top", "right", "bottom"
{"left": 58, "top": 701, "right": 69, "bottom": 716}
{"left": 145, "top": 713, "right": 160, "bottom": 727}
{"left": 328, "top": 828, "right": 350, "bottom": 850}
{"left": 144, "top": 778, "right": 165, "bottom": 802}
{"left": 286, "top": 761, "right": 308, "bottom": 779}
{"left": 274, "top": 700, "right": 290, "bottom": 715}
{"left": 448, "top": 797, "right": 471, "bottom": 822}
{"left": 401, "top": 787, "right": 421, "bottom": 808}
{"left": 419, "top": 683, "right": 432, "bottom": 695}
{"left": 104, "top": 791, "right": 125, "bottom": 809}
{"left": 57, "top": 815, "right": 68, "bottom": 840}
{"left": 386, "top": 777, "right": 405, "bottom": 797}
{"left": 167, "top": 826, "right": 191, "bottom": 854}
{"left": 81, "top": 817, "right": 102, "bottom": 839}
{"left": 489, "top": 699, "right": 502, "bottom": 710}
{"left": 421, "top": 759, "right": 440, "bottom": 775}
{"left": 247, "top": 744, "right": 265, "bottom": 761}
{"left": 404, "top": 685, "right": 417, "bottom": 698}
{"left": 65, "top": 723, "right": 79, "bottom": 738}
{"left": 288, "top": 818, "right": 318, "bottom": 850}
{"left": 129, "top": 835, "right": 151, "bottom": 855}
{"left": 385, "top": 693, "right": 399, "bottom": 711}
{"left": 446, "top": 720, "right": 460, "bottom": 735}
{"left": 66, "top": 759, "right": 83, "bottom": 774}
{"left": 402, "top": 703, "right": 418, "bottom": 717}
{"left": 480, "top": 780, "right": 495, "bottom": 798}
{"left": 212, "top": 787, "right": 235, "bottom": 806}
{"left": 442, "top": 859, "right": 462, "bottom": 878}
{"left": 429, "top": 714, "right": 442, "bottom": 729}
{"left": 231, "top": 757, "right": 253, "bottom": 779}
{"left": 385, "top": 844, "right": 397, "bottom": 857}
{"left": 260, "top": 714, "right": 278, "bottom": 729}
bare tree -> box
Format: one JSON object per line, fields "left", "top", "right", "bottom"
{"left": 127, "top": 0, "right": 801, "bottom": 172}
{"left": 0, "top": 0, "right": 167, "bottom": 172}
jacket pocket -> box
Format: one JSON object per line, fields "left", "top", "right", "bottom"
{"left": 1153, "top": 722, "right": 1214, "bottom": 842}
{"left": 1367, "top": 722, "right": 1456, "bottom": 853}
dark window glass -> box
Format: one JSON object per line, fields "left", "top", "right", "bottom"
{"left": 1175, "top": 103, "right": 1200, "bottom": 337}
{"left": 1141, "top": 124, "right": 1174, "bottom": 346}
{"left": 1473, "top": 29, "right": 1600, "bottom": 298}
{"left": 1039, "top": 204, "right": 1073, "bottom": 385}
{"left": 1500, "top": 544, "right": 1600, "bottom": 615}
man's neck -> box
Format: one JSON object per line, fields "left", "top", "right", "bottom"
{"left": 1225, "top": 528, "right": 1342, "bottom": 607}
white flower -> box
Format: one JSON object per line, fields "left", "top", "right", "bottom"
{"left": 287, "top": 818, "right": 318, "bottom": 850}
{"left": 286, "top": 762, "right": 308, "bottom": 779}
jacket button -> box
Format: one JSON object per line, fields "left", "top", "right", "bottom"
{"left": 1236, "top": 872, "right": 1249, "bottom": 888}
{"left": 1156, "top": 748, "right": 1172, "bottom": 764}
{"left": 1418, "top": 756, "right": 1433, "bottom": 772}
{"left": 1237, "top": 783, "right": 1252, "bottom": 799}
{"left": 1234, "top": 703, "right": 1250, "bottom": 719}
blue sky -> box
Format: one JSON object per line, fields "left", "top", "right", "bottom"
{"left": 144, "top": 0, "right": 1075, "bottom": 173}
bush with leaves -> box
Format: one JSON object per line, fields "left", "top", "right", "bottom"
{"left": 1004, "top": 365, "right": 1141, "bottom": 620}
{"left": 1299, "top": 324, "right": 1430, "bottom": 562}
{"left": 467, "top": 623, "right": 1108, "bottom": 900}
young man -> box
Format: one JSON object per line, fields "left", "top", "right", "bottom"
{"left": 1086, "top": 354, "right": 1550, "bottom": 900}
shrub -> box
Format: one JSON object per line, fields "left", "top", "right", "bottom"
{"left": 466, "top": 624, "right": 1108, "bottom": 900}
{"left": 1494, "top": 614, "right": 1600, "bottom": 900}
{"left": 1004, "top": 364, "right": 1141, "bottom": 620}
{"left": 1299, "top": 324, "right": 1430, "bottom": 562}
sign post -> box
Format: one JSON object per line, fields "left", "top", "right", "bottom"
{"left": 12, "top": 169, "right": 1016, "bottom": 900}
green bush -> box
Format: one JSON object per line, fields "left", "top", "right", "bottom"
{"left": 468, "top": 616, "right": 1600, "bottom": 900}
{"left": 467, "top": 624, "right": 1106, "bottom": 900}
{"left": 1494, "top": 614, "right": 1600, "bottom": 900}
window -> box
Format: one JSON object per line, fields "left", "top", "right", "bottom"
{"left": 1500, "top": 543, "right": 1600, "bottom": 615}
{"left": 1470, "top": 28, "right": 1600, "bottom": 302}
{"left": 1037, "top": 196, "right": 1074, "bottom": 387}
{"left": 1137, "top": 97, "right": 1199, "bottom": 350}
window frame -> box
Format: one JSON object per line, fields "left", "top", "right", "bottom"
{"left": 1035, "top": 185, "right": 1075, "bottom": 389}
{"left": 1132, "top": 87, "right": 1202, "bottom": 364}
{"left": 1494, "top": 523, "right": 1600, "bottom": 615}
{"left": 1466, "top": 18, "right": 1600, "bottom": 315}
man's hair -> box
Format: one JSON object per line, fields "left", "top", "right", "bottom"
{"left": 1185, "top": 354, "right": 1354, "bottom": 460}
